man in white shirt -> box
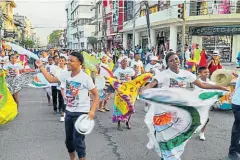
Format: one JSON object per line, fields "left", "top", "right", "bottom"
{"left": 35, "top": 51, "right": 99, "bottom": 160}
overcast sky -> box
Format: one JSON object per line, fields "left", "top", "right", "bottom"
{"left": 14, "top": 0, "right": 67, "bottom": 46}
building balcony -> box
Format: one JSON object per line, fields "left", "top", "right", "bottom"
{"left": 90, "top": 15, "right": 98, "bottom": 25}
{"left": 189, "top": 5, "right": 240, "bottom": 17}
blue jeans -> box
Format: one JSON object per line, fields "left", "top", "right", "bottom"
{"left": 229, "top": 104, "right": 240, "bottom": 158}
{"left": 65, "top": 111, "right": 87, "bottom": 158}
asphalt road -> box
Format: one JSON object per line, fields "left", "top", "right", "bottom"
{"left": 0, "top": 88, "right": 234, "bottom": 160}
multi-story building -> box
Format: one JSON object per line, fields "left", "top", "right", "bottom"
{"left": 102, "top": 0, "right": 124, "bottom": 50}
{"left": 14, "top": 14, "right": 32, "bottom": 40}
{"left": 121, "top": 0, "right": 240, "bottom": 62}
{"left": 0, "top": 0, "right": 16, "bottom": 30}
{"left": 65, "top": 0, "right": 96, "bottom": 50}
{"left": 90, "top": 0, "right": 104, "bottom": 49}
{"left": 0, "top": 0, "right": 17, "bottom": 42}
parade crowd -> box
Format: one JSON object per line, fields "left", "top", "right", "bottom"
{"left": 1, "top": 45, "right": 240, "bottom": 160}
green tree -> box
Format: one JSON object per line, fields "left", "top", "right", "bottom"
{"left": 22, "top": 38, "right": 35, "bottom": 48}
{"left": 48, "top": 30, "right": 63, "bottom": 45}
{"left": 87, "top": 36, "right": 98, "bottom": 48}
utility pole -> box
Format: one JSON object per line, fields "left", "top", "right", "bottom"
{"left": 132, "top": 1, "right": 136, "bottom": 51}
{"left": 182, "top": 0, "right": 186, "bottom": 54}
{"left": 144, "top": 1, "right": 152, "bottom": 49}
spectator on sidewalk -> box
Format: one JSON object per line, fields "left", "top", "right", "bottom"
{"left": 228, "top": 73, "right": 240, "bottom": 160}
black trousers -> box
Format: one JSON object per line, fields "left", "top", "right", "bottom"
{"left": 51, "top": 86, "right": 64, "bottom": 112}
{"left": 229, "top": 103, "right": 240, "bottom": 157}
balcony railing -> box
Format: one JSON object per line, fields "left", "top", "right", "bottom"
{"left": 189, "top": 4, "right": 240, "bottom": 16}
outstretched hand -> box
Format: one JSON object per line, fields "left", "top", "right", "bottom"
{"left": 35, "top": 60, "right": 43, "bottom": 68}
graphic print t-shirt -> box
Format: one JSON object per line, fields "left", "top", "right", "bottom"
{"left": 113, "top": 67, "right": 135, "bottom": 82}
{"left": 154, "top": 69, "right": 197, "bottom": 88}
{"left": 130, "top": 60, "right": 143, "bottom": 76}
{"left": 57, "top": 71, "right": 95, "bottom": 113}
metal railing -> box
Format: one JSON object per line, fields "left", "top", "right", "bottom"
{"left": 189, "top": 5, "right": 240, "bottom": 16}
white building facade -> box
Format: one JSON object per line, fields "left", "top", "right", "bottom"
{"left": 66, "top": 0, "right": 96, "bottom": 50}
{"left": 91, "top": 0, "right": 104, "bottom": 49}
{"left": 121, "top": 0, "right": 240, "bottom": 62}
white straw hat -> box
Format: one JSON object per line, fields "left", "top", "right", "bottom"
{"left": 75, "top": 114, "right": 95, "bottom": 135}
{"left": 211, "top": 69, "right": 232, "bottom": 86}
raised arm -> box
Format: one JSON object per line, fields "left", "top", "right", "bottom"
{"left": 35, "top": 60, "right": 59, "bottom": 83}
{"left": 193, "top": 79, "right": 228, "bottom": 91}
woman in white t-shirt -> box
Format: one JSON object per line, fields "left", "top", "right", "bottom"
{"left": 35, "top": 52, "right": 99, "bottom": 160}
{"left": 144, "top": 52, "right": 227, "bottom": 91}
{"left": 113, "top": 56, "right": 136, "bottom": 131}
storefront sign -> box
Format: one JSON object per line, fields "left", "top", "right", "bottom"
{"left": 112, "top": 0, "right": 119, "bottom": 33}
{"left": 189, "top": 26, "right": 240, "bottom": 36}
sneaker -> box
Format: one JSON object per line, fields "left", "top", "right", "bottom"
{"left": 199, "top": 132, "right": 205, "bottom": 141}
{"left": 144, "top": 106, "right": 149, "bottom": 112}
{"left": 60, "top": 116, "right": 65, "bottom": 122}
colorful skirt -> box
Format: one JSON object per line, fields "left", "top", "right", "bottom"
{"left": 112, "top": 104, "right": 134, "bottom": 123}
{"left": 5, "top": 72, "right": 36, "bottom": 94}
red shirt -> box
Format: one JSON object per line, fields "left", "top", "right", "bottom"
{"left": 198, "top": 51, "right": 208, "bottom": 67}
{"left": 209, "top": 62, "right": 222, "bottom": 74}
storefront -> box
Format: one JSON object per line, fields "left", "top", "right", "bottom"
{"left": 189, "top": 25, "right": 240, "bottom": 62}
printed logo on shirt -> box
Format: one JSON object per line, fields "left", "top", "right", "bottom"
{"left": 169, "top": 77, "right": 187, "bottom": 88}
{"left": 65, "top": 80, "right": 81, "bottom": 107}
{"left": 46, "top": 67, "right": 50, "bottom": 72}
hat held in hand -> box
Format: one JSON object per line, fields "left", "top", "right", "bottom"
{"left": 75, "top": 114, "right": 95, "bottom": 135}
{"left": 211, "top": 69, "right": 232, "bottom": 86}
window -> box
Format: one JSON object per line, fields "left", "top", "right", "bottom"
{"left": 99, "top": 22, "right": 102, "bottom": 31}
{"left": 98, "top": 4, "right": 101, "bottom": 14}
{"left": 81, "top": 42, "right": 84, "bottom": 48}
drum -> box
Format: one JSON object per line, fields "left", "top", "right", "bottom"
{"left": 95, "top": 75, "right": 106, "bottom": 90}
{"left": 217, "top": 82, "right": 235, "bottom": 110}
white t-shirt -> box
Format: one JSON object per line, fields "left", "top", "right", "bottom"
{"left": 4, "top": 62, "right": 23, "bottom": 76}
{"left": 45, "top": 64, "right": 58, "bottom": 86}
{"left": 54, "top": 66, "right": 68, "bottom": 90}
{"left": 127, "top": 58, "right": 135, "bottom": 67}
{"left": 130, "top": 60, "right": 143, "bottom": 76}
{"left": 154, "top": 69, "right": 197, "bottom": 88}
{"left": 232, "top": 74, "right": 240, "bottom": 105}
{"left": 0, "top": 56, "right": 9, "bottom": 69}
{"left": 58, "top": 71, "right": 95, "bottom": 113}
{"left": 145, "top": 63, "right": 162, "bottom": 72}
{"left": 113, "top": 67, "right": 135, "bottom": 82}
{"left": 185, "top": 51, "right": 191, "bottom": 61}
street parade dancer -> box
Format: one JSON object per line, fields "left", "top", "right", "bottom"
{"left": 113, "top": 56, "right": 136, "bottom": 131}
{"left": 3, "top": 53, "right": 35, "bottom": 110}
{"left": 141, "top": 51, "right": 228, "bottom": 160}
{"left": 35, "top": 51, "right": 99, "bottom": 160}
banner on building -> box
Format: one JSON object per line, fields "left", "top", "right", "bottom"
{"left": 112, "top": 0, "right": 119, "bottom": 33}
{"left": 189, "top": 26, "right": 240, "bottom": 36}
